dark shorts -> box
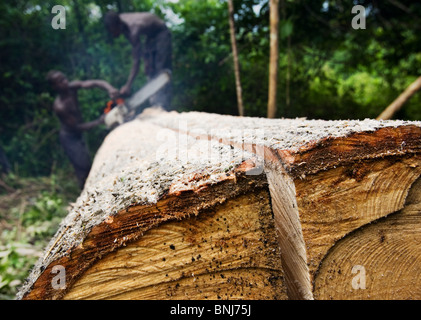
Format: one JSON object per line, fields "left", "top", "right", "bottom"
{"left": 144, "top": 28, "right": 172, "bottom": 76}
{"left": 59, "top": 130, "right": 91, "bottom": 188}
{"left": 143, "top": 28, "right": 172, "bottom": 110}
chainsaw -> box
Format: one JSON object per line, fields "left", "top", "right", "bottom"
{"left": 104, "top": 69, "right": 171, "bottom": 129}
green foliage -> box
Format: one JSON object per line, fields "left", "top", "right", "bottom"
{"left": 0, "top": 195, "right": 66, "bottom": 299}
{"left": 0, "top": 173, "right": 78, "bottom": 300}
{"left": 1, "top": 0, "right": 420, "bottom": 176}
{"left": 21, "top": 192, "right": 64, "bottom": 227}
{"left": 0, "top": 243, "right": 38, "bottom": 300}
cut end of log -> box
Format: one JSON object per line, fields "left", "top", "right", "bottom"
{"left": 17, "top": 109, "right": 421, "bottom": 300}
{"left": 314, "top": 176, "right": 421, "bottom": 300}
{"left": 63, "top": 190, "right": 286, "bottom": 300}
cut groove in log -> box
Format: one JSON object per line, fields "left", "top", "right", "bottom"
{"left": 265, "top": 165, "right": 312, "bottom": 299}
{"left": 17, "top": 109, "right": 421, "bottom": 300}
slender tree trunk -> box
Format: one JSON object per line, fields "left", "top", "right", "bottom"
{"left": 228, "top": 0, "right": 244, "bottom": 117}
{"left": 286, "top": 36, "right": 291, "bottom": 110}
{"left": 377, "top": 76, "right": 421, "bottom": 120}
{"left": 72, "top": 0, "right": 86, "bottom": 38}
{"left": 281, "top": 0, "right": 291, "bottom": 113}
{"left": 268, "top": 0, "right": 280, "bottom": 119}
{"left": 116, "top": 0, "right": 123, "bottom": 12}
{"left": 116, "top": 0, "right": 130, "bottom": 13}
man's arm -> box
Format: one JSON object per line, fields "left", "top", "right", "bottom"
{"left": 55, "top": 102, "right": 105, "bottom": 133}
{"left": 120, "top": 40, "right": 142, "bottom": 96}
{"left": 76, "top": 114, "right": 105, "bottom": 132}
{"left": 70, "top": 80, "right": 119, "bottom": 99}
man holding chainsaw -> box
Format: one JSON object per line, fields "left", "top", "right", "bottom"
{"left": 104, "top": 11, "right": 172, "bottom": 110}
{"left": 46, "top": 70, "right": 119, "bottom": 189}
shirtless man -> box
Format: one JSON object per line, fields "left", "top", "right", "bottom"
{"left": 104, "top": 11, "right": 172, "bottom": 110}
{"left": 46, "top": 70, "right": 119, "bottom": 189}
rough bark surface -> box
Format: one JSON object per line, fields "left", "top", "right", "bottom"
{"left": 17, "top": 108, "right": 421, "bottom": 300}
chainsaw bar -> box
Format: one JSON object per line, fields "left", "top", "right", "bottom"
{"left": 105, "top": 69, "right": 171, "bottom": 129}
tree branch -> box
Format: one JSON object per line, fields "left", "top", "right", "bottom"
{"left": 377, "top": 76, "right": 421, "bottom": 120}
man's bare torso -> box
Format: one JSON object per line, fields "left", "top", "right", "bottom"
{"left": 119, "top": 12, "right": 167, "bottom": 41}
{"left": 53, "top": 87, "right": 83, "bottom": 133}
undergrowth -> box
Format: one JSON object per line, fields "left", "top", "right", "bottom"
{"left": 0, "top": 171, "right": 79, "bottom": 300}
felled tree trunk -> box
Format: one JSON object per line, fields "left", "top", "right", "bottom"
{"left": 17, "top": 108, "right": 421, "bottom": 300}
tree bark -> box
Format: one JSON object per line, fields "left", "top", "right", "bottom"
{"left": 17, "top": 108, "right": 421, "bottom": 300}
{"left": 376, "top": 76, "right": 421, "bottom": 120}
{"left": 268, "top": 0, "right": 280, "bottom": 118}
{"left": 227, "top": 0, "right": 244, "bottom": 117}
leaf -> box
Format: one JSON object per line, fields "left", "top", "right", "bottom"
{"left": 280, "top": 19, "right": 293, "bottom": 39}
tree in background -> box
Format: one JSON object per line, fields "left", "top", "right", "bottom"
{"left": 1, "top": 0, "right": 421, "bottom": 178}
{"left": 377, "top": 76, "right": 421, "bottom": 120}
{"left": 228, "top": 0, "right": 244, "bottom": 117}
{"left": 267, "top": 0, "right": 279, "bottom": 118}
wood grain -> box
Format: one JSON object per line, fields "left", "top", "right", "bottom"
{"left": 64, "top": 190, "right": 286, "bottom": 300}
{"left": 295, "top": 154, "right": 421, "bottom": 288}
{"left": 314, "top": 177, "right": 421, "bottom": 299}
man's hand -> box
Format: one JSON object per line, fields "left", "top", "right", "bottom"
{"left": 108, "top": 87, "right": 120, "bottom": 99}
{"left": 98, "top": 113, "right": 106, "bottom": 125}
{"left": 120, "top": 84, "right": 131, "bottom": 96}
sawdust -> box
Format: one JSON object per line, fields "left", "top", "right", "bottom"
{"left": 144, "top": 111, "right": 421, "bottom": 152}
